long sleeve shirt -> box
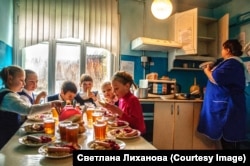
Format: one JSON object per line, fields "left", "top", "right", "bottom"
{"left": 119, "top": 92, "right": 146, "bottom": 134}
{"left": 0, "top": 88, "right": 51, "bottom": 116}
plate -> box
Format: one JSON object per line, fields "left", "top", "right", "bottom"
{"left": 38, "top": 142, "right": 82, "bottom": 158}
{"left": 22, "top": 123, "right": 44, "bottom": 134}
{"left": 107, "top": 120, "right": 129, "bottom": 129}
{"left": 107, "top": 128, "right": 141, "bottom": 140}
{"left": 199, "top": 61, "right": 214, "bottom": 69}
{"left": 19, "top": 134, "right": 54, "bottom": 147}
{"left": 27, "top": 112, "right": 51, "bottom": 122}
{"left": 87, "top": 139, "right": 126, "bottom": 150}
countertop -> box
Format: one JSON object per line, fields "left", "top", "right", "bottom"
{"left": 139, "top": 97, "right": 203, "bottom": 103}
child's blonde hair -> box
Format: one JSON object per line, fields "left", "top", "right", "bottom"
{"left": 0, "top": 65, "right": 24, "bottom": 88}
{"left": 101, "top": 81, "right": 111, "bottom": 90}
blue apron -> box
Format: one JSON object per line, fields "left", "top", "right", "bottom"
{"left": 197, "top": 58, "right": 247, "bottom": 141}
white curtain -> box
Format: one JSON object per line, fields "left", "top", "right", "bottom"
{"left": 15, "top": 0, "right": 119, "bottom": 58}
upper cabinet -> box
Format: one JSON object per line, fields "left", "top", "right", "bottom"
{"left": 167, "top": 8, "right": 229, "bottom": 71}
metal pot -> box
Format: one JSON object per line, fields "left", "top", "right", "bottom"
{"left": 134, "top": 88, "right": 148, "bottom": 99}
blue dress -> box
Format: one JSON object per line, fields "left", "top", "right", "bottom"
{"left": 197, "top": 58, "right": 247, "bottom": 141}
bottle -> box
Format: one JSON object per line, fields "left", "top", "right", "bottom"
{"left": 51, "top": 107, "right": 59, "bottom": 125}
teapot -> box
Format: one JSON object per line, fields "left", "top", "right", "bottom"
{"left": 59, "top": 102, "right": 82, "bottom": 121}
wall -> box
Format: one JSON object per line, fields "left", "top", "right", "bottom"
{"left": 119, "top": 0, "right": 250, "bottom": 93}
{"left": 213, "top": 0, "right": 250, "bottom": 42}
{"left": 119, "top": 0, "right": 212, "bottom": 93}
{"left": 0, "top": 0, "right": 13, "bottom": 86}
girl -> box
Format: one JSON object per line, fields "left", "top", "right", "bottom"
{"left": 101, "top": 71, "right": 146, "bottom": 134}
{"left": 0, "top": 65, "right": 61, "bottom": 149}
{"left": 18, "top": 69, "right": 47, "bottom": 105}
{"left": 100, "top": 81, "right": 118, "bottom": 106}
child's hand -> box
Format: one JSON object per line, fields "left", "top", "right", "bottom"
{"left": 35, "top": 91, "right": 47, "bottom": 104}
{"left": 88, "top": 92, "right": 97, "bottom": 101}
{"left": 37, "top": 91, "right": 47, "bottom": 98}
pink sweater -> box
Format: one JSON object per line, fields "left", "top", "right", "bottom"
{"left": 119, "top": 92, "right": 146, "bottom": 134}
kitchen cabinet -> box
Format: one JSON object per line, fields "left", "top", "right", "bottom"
{"left": 167, "top": 8, "right": 229, "bottom": 71}
{"left": 152, "top": 101, "right": 220, "bottom": 150}
{"left": 153, "top": 102, "right": 193, "bottom": 149}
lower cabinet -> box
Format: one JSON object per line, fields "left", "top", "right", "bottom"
{"left": 153, "top": 101, "right": 220, "bottom": 150}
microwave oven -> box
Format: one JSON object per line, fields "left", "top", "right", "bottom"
{"left": 147, "top": 79, "right": 176, "bottom": 96}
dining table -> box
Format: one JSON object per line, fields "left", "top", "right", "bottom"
{"left": 0, "top": 113, "right": 157, "bottom": 166}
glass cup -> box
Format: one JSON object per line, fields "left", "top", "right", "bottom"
{"left": 93, "top": 120, "right": 107, "bottom": 141}
{"left": 43, "top": 117, "right": 55, "bottom": 135}
{"left": 92, "top": 111, "right": 103, "bottom": 123}
{"left": 66, "top": 123, "right": 79, "bottom": 145}
{"left": 86, "top": 107, "right": 94, "bottom": 128}
{"left": 59, "top": 121, "right": 72, "bottom": 142}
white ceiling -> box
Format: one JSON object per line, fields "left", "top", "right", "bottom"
{"left": 177, "top": 0, "right": 232, "bottom": 9}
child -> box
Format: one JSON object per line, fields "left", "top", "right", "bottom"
{"left": 18, "top": 69, "right": 47, "bottom": 105}
{"left": 0, "top": 65, "right": 62, "bottom": 149}
{"left": 74, "top": 74, "right": 98, "bottom": 106}
{"left": 100, "top": 81, "right": 118, "bottom": 106}
{"left": 47, "top": 80, "right": 78, "bottom": 106}
{"left": 101, "top": 71, "right": 146, "bottom": 134}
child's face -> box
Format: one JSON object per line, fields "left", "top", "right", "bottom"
{"left": 9, "top": 70, "right": 25, "bottom": 92}
{"left": 24, "top": 73, "right": 38, "bottom": 91}
{"left": 102, "top": 84, "right": 114, "bottom": 99}
{"left": 111, "top": 80, "right": 130, "bottom": 99}
{"left": 61, "top": 91, "right": 76, "bottom": 101}
{"left": 80, "top": 81, "right": 93, "bottom": 92}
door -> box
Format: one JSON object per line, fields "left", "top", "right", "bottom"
{"left": 174, "top": 8, "right": 198, "bottom": 55}
{"left": 218, "top": 13, "right": 229, "bottom": 56}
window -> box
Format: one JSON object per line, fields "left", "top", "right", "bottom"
{"left": 22, "top": 38, "right": 112, "bottom": 95}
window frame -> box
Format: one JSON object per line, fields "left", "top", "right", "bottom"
{"left": 21, "top": 38, "right": 113, "bottom": 95}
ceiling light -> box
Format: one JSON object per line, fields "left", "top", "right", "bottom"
{"left": 151, "top": 0, "right": 173, "bottom": 20}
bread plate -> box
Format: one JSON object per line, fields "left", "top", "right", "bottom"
{"left": 107, "top": 120, "right": 129, "bottom": 129}
{"left": 87, "top": 139, "right": 126, "bottom": 150}
{"left": 19, "top": 134, "right": 54, "bottom": 147}
{"left": 199, "top": 61, "right": 215, "bottom": 69}
{"left": 22, "top": 123, "right": 44, "bottom": 134}
{"left": 107, "top": 128, "right": 141, "bottom": 140}
{"left": 38, "top": 142, "right": 82, "bottom": 158}
{"left": 27, "top": 112, "right": 51, "bottom": 122}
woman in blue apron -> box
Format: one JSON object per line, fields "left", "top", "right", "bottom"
{"left": 197, "top": 39, "right": 248, "bottom": 149}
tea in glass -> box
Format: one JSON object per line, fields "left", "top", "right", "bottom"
{"left": 92, "top": 112, "right": 103, "bottom": 123}
{"left": 43, "top": 117, "right": 55, "bottom": 135}
{"left": 86, "top": 107, "right": 94, "bottom": 127}
{"left": 59, "top": 121, "right": 72, "bottom": 142}
{"left": 93, "top": 121, "right": 107, "bottom": 140}
{"left": 66, "top": 123, "right": 79, "bottom": 144}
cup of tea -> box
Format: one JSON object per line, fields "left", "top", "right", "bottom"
{"left": 43, "top": 117, "right": 55, "bottom": 135}
{"left": 93, "top": 120, "right": 107, "bottom": 141}
{"left": 86, "top": 107, "right": 94, "bottom": 128}
{"left": 59, "top": 121, "right": 72, "bottom": 142}
{"left": 92, "top": 111, "right": 103, "bottom": 123}
{"left": 66, "top": 123, "right": 79, "bottom": 144}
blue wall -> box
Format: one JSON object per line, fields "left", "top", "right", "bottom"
{"left": 121, "top": 55, "right": 207, "bottom": 93}
{"left": 0, "top": 0, "right": 13, "bottom": 86}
